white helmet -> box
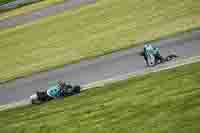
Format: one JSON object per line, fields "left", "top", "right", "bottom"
{"left": 144, "top": 44, "right": 150, "bottom": 48}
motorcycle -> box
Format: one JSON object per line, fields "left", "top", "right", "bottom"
{"left": 30, "top": 83, "right": 81, "bottom": 104}
{"left": 146, "top": 50, "right": 156, "bottom": 67}
{"left": 140, "top": 51, "right": 178, "bottom": 67}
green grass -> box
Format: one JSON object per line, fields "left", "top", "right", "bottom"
{"left": 0, "top": 0, "right": 200, "bottom": 82}
{"left": 0, "top": 0, "right": 64, "bottom": 20}
{"left": 1, "top": 62, "right": 200, "bottom": 133}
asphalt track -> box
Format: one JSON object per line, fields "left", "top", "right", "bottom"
{"left": 0, "top": 30, "right": 200, "bottom": 105}
{"left": 0, "top": 0, "right": 96, "bottom": 30}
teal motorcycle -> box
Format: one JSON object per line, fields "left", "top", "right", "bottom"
{"left": 140, "top": 48, "right": 178, "bottom": 67}
{"left": 30, "top": 82, "right": 81, "bottom": 104}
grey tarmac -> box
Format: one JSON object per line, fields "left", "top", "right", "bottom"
{"left": 0, "top": 30, "right": 200, "bottom": 105}
{"left": 0, "top": 0, "right": 96, "bottom": 30}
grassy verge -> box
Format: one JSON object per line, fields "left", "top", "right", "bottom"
{"left": 0, "top": 0, "right": 200, "bottom": 82}
{"left": 1, "top": 62, "right": 200, "bottom": 133}
{"left": 0, "top": 0, "right": 16, "bottom": 5}
{"left": 0, "top": 0, "right": 64, "bottom": 20}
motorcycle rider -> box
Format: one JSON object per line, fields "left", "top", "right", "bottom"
{"left": 36, "top": 80, "right": 68, "bottom": 101}
{"left": 58, "top": 80, "right": 67, "bottom": 95}
{"left": 57, "top": 80, "right": 73, "bottom": 96}
{"left": 47, "top": 80, "right": 70, "bottom": 98}
{"left": 143, "top": 44, "right": 163, "bottom": 65}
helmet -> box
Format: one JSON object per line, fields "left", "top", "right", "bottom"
{"left": 145, "top": 44, "right": 153, "bottom": 49}
{"left": 58, "top": 80, "right": 65, "bottom": 86}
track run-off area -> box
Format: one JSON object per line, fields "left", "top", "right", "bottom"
{"left": 0, "top": 29, "right": 200, "bottom": 108}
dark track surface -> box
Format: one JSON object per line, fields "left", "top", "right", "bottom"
{"left": 0, "top": 30, "right": 200, "bottom": 105}
{"left": 0, "top": 0, "right": 96, "bottom": 30}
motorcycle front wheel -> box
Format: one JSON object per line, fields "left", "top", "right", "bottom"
{"left": 147, "top": 54, "right": 156, "bottom": 67}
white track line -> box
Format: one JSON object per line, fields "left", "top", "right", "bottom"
{"left": 1, "top": 56, "right": 200, "bottom": 111}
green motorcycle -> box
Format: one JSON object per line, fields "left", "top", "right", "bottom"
{"left": 141, "top": 48, "right": 178, "bottom": 67}
{"left": 30, "top": 82, "right": 81, "bottom": 104}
